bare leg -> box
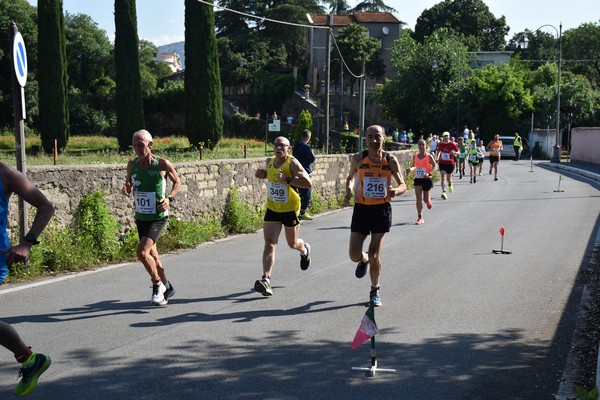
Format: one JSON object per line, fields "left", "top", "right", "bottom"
{"left": 0, "top": 322, "right": 29, "bottom": 359}
{"left": 367, "top": 233, "right": 386, "bottom": 287}
{"left": 415, "top": 186, "right": 423, "bottom": 216}
{"left": 440, "top": 171, "right": 447, "bottom": 192}
{"left": 262, "top": 222, "right": 283, "bottom": 277}
{"left": 137, "top": 237, "right": 161, "bottom": 284}
{"left": 349, "top": 232, "right": 368, "bottom": 264}
{"left": 423, "top": 188, "right": 431, "bottom": 206}
{"left": 283, "top": 224, "right": 306, "bottom": 253}
{"left": 149, "top": 245, "right": 167, "bottom": 284}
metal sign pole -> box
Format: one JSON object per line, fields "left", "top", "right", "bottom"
{"left": 9, "top": 22, "right": 28, "bottom": 242}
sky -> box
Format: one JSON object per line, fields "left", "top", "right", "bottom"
{"left": 27, "top": 0, "right": 600, "bottom": 46}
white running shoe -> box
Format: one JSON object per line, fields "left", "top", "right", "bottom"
{"left": 151, "top": 282, "right": 167, "bottom": 305}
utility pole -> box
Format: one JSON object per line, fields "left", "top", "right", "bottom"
{"left": 325, "top": 13, "right": 332, "bottom": 154}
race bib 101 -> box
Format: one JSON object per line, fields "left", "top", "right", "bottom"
{"left": 134, "top": 191, "right": 156, "bottom": 214}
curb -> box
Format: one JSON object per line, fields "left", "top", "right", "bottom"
{"left": 555, "top": 219, "right": 600, "bottom": 398}
{"left": 540, "top": 162, "right": 600, "bottom": 182}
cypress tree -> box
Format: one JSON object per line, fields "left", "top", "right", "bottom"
{"left": 114, "top": 0, "right": 144, "bottom": 151}
{"left": 185, "top": 0, "right": 223, "bottom": 149}
{"left": 37, "top": 0, "right": 69, "bottom": 153}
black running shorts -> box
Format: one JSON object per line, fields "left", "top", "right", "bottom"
{"left": 136, "top": 217, "right": 168, "bottom": 242}
{"left": 439, "top": 163, "right": 454, "bottom": 174}
{"left": 264, "top": 208, "right": 300, "bottom": 228}
{"left": 413, "top": 178, "right": 433, "bottom": 191}
{"left": 351, "top": 203, "right": 392, "bottom": 236}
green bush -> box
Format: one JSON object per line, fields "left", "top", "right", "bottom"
{"left": 29, "top": 225, "right": 92, "bottom": 273}
{"left": 68, "top": 89, "right": 112, "bottom": 135}
{"left": 115, "top": 230, "right": 139, "bottom": 260}
{"left": 341, "top": 131, "right": 360, "bottom": 153}
{"left": 222, "top": 187, "right": 263, "bottom": 234}
{"left": 158, "top": 216, "right": 225, "bottom": 252}
{"left": 72, "top": 191, "right": 121, "bottom": 261}
{"left": 576, "top": 386, "right": 599, "bottom": 400}
{"left": 292, "top": 109, "right": 313, "bottom": 144}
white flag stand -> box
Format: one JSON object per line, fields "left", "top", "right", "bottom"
{"left": 553, "top": 175, "right": 565, "bottom": 192}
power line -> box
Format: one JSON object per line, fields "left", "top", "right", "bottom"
{"left": 195, "top": 0, "right": 366, "bottom": 78}
{"left": 195, "top": 0, "right": 328, "bottom": 30}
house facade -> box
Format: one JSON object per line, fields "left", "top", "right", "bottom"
{"left": 306, "top": 12, "right": 403, "bottom": 92}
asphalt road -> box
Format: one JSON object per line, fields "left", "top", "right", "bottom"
{"left": 0, "top": 159, "right": 599, "bottom": 400}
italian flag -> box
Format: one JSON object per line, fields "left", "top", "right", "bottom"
{"left": 350, "top": 303, "right": 378, "bottom": 351}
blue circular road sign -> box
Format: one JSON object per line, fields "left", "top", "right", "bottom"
{"left": 12, "top": 32, "right": 28, "bottom": 87}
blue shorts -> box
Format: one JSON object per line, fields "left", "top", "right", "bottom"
{"left": 0, "top": 252, "right": 8, "bottom": 284}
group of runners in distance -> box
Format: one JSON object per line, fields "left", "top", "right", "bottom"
{"left": 406, "top": 131, "right": 505, "bottom": 225}
{"left": 0, "top": 125, "right": 507, "bottom": 396}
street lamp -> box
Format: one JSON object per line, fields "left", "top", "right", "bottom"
{"left": 519, "top": 23, "right": 562, "bottom": 163}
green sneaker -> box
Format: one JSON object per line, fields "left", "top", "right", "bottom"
{"left": 448, "top": 184, "right": 453, "bottom": 193}
{"left": 14, "top": 353, "right": 51, "bottom": 397}
{"left": 254, "top": 278, "right": 273, "bottom": 296}
{"left": 300, "top": 213, "right": 314, "bottom": 220}
{"left": 441, "top": 192, "right": 448, "bottom": 200}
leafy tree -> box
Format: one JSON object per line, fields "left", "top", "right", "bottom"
{"left": 334, "top": 23, "right": 385, "bottom": 94}
{"left": 0, "top": 0, "right": 37, "bottom": 130}
{"left": 525, "top": 63, "right": 600, "bottom": 131}
{"left": 464, "top": 63, "right": 533, "bottom": 136}
{"left": 216, "top": 0, "right": 323, "bottom": 83}
{"left": 63, "top": 12, "right": 114, "bottom": 136}
{"left": 323, "top": 0, "right": 351, "bottom": 14}
{"left": 217, "top": 37, "right": 247, "bottom": 87}
{"left": 414, "top": 0, "right": 508, "bottom": 51}
{"left": 185, "top": 0, "right": 223, "bottom": 149}
{"left": 37, "top": 0, "right": 70, "bottom": 153}
{"left": 507, "top": 29, "right": 559, "bottom": 70}
{"left": 292, "top": 109, "right": 313, "bottom": 143}
{"left": 558, "top": 71, "right": 600, "bottom": 127}
{"left": 562, "top": 22, "right": 600, "bottom": 90}
{"left": 114, "top": 0, "right": 144, "bottom": 151}
{"left": 64, "top": 13, "right": 112, "bottom": 94}
{"left": 68, "top": 88, "right": 112, "bottom": 135}
{"left": 263, "top": 3, "right": 316, "bottom": 67}
{"left": 215, "top": 0, "right": 254, "bottom": 40}
{"left": 138, "top": 39, "right": 173, "bottom": 98}
{"left": 379, "top": 29, "right": 469, "bottom": 133}
{"left": 352, "top": 0, "right": 396, "bottom": 13}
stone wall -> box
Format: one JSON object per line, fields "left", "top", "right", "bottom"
{"left": 12, "top": 150, "right": 413, "bottom": 232}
